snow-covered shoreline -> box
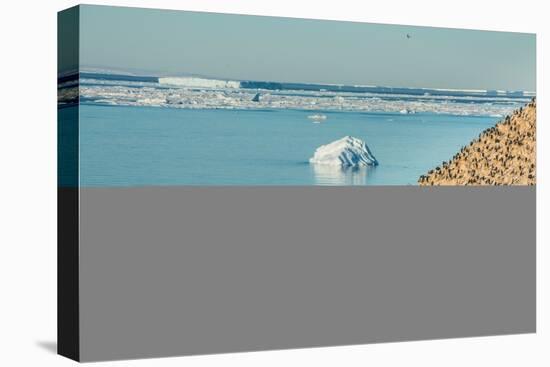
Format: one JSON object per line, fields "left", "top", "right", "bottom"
{"left": 64, "top": 72, "right": 535, "bottom": 116}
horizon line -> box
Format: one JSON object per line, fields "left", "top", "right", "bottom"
{"left": 73, "top": 65, "right": 536, "bottom": 94}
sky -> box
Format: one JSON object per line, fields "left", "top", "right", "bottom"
{"left": 78, "top": 5, "right": 536, "bottom": 91}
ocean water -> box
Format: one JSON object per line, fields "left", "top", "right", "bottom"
{"left": 57, "top": 71, "right": 532, "bottom": 186}
{"left": 76, "top": 104, "right": 499, "bottom": 186}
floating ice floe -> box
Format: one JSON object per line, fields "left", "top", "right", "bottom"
{"left": 307, "top": 114, "right": 327, "bottom": 123}
{"left": 399, "top": 108, "right": 416, "bottom": 114}
{"left": 309, "top": 136, "right": 378, "bottom": 167}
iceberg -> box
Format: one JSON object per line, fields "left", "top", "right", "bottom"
{"left": 309, "top": 136, "right": 378, "bottom": 167}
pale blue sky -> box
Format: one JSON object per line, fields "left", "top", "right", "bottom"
{"left": 79, "top": 5, "right": 536, "bottom": 91}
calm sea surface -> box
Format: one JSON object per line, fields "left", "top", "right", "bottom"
{"left": 74, "top": 104, "right": 498, "bottom": 186}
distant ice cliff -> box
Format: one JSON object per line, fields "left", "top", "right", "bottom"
{"left": 309, "top": 136, "right": 378, "bottom": 167}
{"left": 159, "top": 77, "right": 241, "bottom": 89}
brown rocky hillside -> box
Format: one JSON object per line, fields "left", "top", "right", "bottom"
{"left": 419, "top": 99, "right": 536, "bottom": 186}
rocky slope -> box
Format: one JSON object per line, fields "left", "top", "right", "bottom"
{"left": 419, "top": 99, "right": 536, "bottom": 186}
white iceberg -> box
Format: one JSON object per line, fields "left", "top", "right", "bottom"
{"left": 309, "top": 136, "right": 378, "bottom": 167}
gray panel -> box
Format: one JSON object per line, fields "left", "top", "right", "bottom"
{"left": 79, "top": 187, "right": 535, "bottom": 361}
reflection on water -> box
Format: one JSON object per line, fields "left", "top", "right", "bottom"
{"left": 310, "top": 164, "right": 376, "bottom": 186}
